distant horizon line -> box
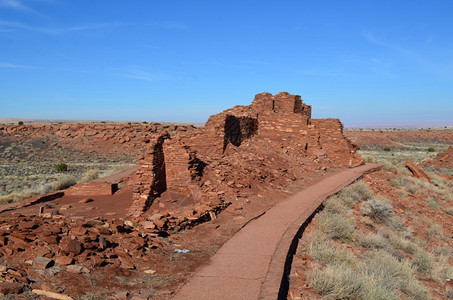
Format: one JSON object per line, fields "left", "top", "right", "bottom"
{"left": 1, "top": 118, "right": 452, "bottom": 129}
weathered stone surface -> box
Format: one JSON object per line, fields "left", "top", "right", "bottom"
{"left": 32, "top": 289, "right": 73, "bottom": 300}
{"left": 78, "top": 198, "right": 93, "bottom": 204}
{"left": 66, "top": 264, "right": 88, "bottom": 274}
{"left": 34, "top": 256, "right": 54, "bottom": 269}
{"left": 55, "top": 256, "right": 74, "bottom": 266}
{"left": 405, "top": 160, "right": 431, "bottom": 182}
{"left": 60, "top": 238, "right": 83, "bottom": 254}
{"left": 0, "top": 282, "right": 23, "bottom": 295}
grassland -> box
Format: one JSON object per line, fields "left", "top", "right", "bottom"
{"left": 290, "top": 156, "right": 453, "bottom": 299}
{"left": 0, "top": 136, "right": 134, "bottom": 205}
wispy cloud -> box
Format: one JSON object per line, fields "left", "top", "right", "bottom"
{"left": 0, "top": 61, "right": 32, "bottom": 69}
{"left": 0, "top": 20, "right": 59, "bottom": 33}
{"left": 298, "top": 68, "right": 353, "bottom": 77}
{"left": 363, "top": 31, "right": 417, "bottom": 57}
{"left": 116, "top": 69, "right": 158, "bottom": 82}
{"left": 240, "top": 60, "right": 271, "bottom": 65}
{"left": 0, "top": 0, "right": 34, "bottom": 12}
{"left": 0, "top": 20, "right": 187, "bottom": 35}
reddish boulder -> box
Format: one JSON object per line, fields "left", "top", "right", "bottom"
{"left": 55, "top": 256, "right": 74, "bottom": 266}
{"left": 34, "top": 256, "right": 54, "bottom": 269}
{"left": 59, "top": 237, "right": 83, "bottom": 254}
{"left": 405, "top": 160, "right": 431, "bottom": 182}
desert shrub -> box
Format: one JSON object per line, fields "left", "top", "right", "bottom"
{"left": 307, "top": 236, "right": 355, "bottom": 266}
{"left": 396, "top": 165, "right": 411, "bottom": 176}
{"left": 413, "top": 249, "right": 434, "bottom": 275}
{"left": 0, "top": 193, "right": 32, "bottom": 205}
{"left": 39, "top": 183, "right": 53, "bottom": 194}
{"left": 99, "top": 164, "right": 135, "bottom": 178}
{"left": 360, "top": 250, "right": 428, "bottom": 299}
{"left": 443, "top": 190, "right": 453, "bottom": 202}
{"left": 18, "top": 121, "right": 24, "bottom": 125}
{"left": 323, "top": 197, "right": 347, "bottom": 214}
{"left": 383, "top": 146, "right": 391, "bottom": 152}
{"left": 316, "top": 212, "right": 356, "bottom": 242}
{"left": 55, "top": 163, "right": 68, "bottom": 172}
{"left": 426, "top": 196, "right": 441, "bottom": 210}
{"left": 142, "top": 121, "right": 148, "bottom": 124}
{"left": 443, "top": 290, "right": 453, "bottom": 299}
{"left": 364, "top": 155, "right": 376, "bottom": 163}
{"left": 428, "top": 173, "right": 447, "bottom": 186}
{"left": 360, "top": 198, "right": 393, "bottom": 222}
{"left": 382, "top": 161, "right": 398, "bottom": 174}
{"left": 309, "top": 265, "right": 363, "bottom": 300}
{"left": 360, "top": 279, "right": 399, "bottom": 300}
{"left": 357, "top": 232, "right": 388, "bottom": 249}
{"left": 443, "top": 207, "right": 453, "bottom": 216}
{"left": 387, "top": 232, "right": 418, "bottom": 254}
{"left": 426, "top": 222, "right": 444, "bottom": 240}
{"left": 81, "top": 169, "right": 99, "bottom": 183}
{"left": 390, "top": 175, "right": 410, "bottom": 188}
{"left": 349, "top": 181, "right": 373, "bottom": 200}
{"left": 427, "top": 147, "right": 435, "bottom": 152}
{"left": 51, "top": 176, "right": 76, "bottom": 191}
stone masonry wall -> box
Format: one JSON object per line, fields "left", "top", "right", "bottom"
{"left": 311, "top": 118, "right": 363, "bottom": 167}
{"left": 163, "top": 139, "right": 193, "bottom": 195}
{"left": 131, "top": 92, "right": 363, "bottom": 216}
{"left": 258, "top": 113, "right": 310, "bottom": 139}
{"left": 129, "top": 135, "right": 167, "bottom": 216}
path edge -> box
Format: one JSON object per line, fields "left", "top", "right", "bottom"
{"left": 258, "top": 163, "right": 381, "bottom": 300}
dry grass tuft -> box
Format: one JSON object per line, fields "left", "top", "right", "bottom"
{"left": 81, "top": 169, "right": 99, "bottom": 183}
{"left": 309, "top": 265, "right": 363, "bottom": 300}
{"left": 306, "top": 235, "right": 355, "bottom": 266}
{"left": 317, "top": 212, "right": 356, "bottom": 242}
{"left": 51, "top": 176, "right": 77, "bottom": 191}
{"left": 360, "top": 198, "right": 393, "bottom": 223}
{"left": 357, "top": 232, "right": 388, "bottom": 249}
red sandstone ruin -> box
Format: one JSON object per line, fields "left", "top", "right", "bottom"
{"left": 0, "top": 91, "right": 365, "bottom": 297}
{"left": 0, "top": 92, "right": 364, "bottom": 225}
{"left": 129, "top": 92, "right": 364, "bottom": 218}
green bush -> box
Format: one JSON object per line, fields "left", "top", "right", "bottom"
{"left": 383, "top": 147, "right": 391, "bottom": 152}
{"left": 427, "top": 147, "right": 435, "bottom": 152}
{"left": 55, "top": 163, "right": 68, "bottom": 172}
{"left": 18, "top": 121, "right": 24, "bottom": 125}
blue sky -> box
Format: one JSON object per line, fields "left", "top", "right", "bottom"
{"left": 0, "top": 0, "right": 452, "bottom": 125}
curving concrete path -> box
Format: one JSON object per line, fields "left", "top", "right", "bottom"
{"left": 172, "top": 163, "right": 381, "bottom": 300}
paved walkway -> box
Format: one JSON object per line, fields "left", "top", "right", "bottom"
{"left": 172, "top": 163, "right": 380, "bottom": 300}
